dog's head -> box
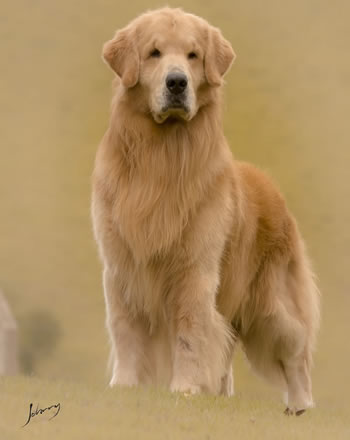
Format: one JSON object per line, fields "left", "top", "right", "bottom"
{"left": 103, "top": 8, "right": 235, "bottom": 124}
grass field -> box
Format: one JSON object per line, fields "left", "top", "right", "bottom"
{"left": 1, "top": 376, "right": 349, "bottom": 440}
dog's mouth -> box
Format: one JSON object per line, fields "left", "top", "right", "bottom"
{"left": 154, "top": 106, "right": 190, "bottom": 124}
{"left": 156, "top": 108, "right": 190, "bottom": 123}
{"left": 152, "top": 93, "right": 191, "bottom": 124}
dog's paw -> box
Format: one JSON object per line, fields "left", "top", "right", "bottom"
{"left": 284, "top": 407, "right": 294, "bottom": 416}
{"left": 110, "top": 370, "right": 139, "bottom": 388}
{"left": 284, "top": 391, "right": 314, "bottom": 416}
{"left": 284, "top": 407, "right": 307, "bottom": 416}
{"left": 170, "top": 379, "right": 201, "bottom": 395}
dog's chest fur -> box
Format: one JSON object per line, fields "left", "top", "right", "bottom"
{"left": 93, "top": 109, "right": 233, "bottom": 325}
{"left": 109, "top": 136, "right": 219, "bottom": 263}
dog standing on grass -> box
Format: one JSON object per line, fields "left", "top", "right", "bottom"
{"left": 91, "top": 8, "right": 320, "bottom": 415}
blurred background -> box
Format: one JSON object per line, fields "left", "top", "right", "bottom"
{"left": 1, "top": 0, "right": 349, "bottom": 412}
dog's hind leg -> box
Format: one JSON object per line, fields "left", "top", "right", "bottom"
{"left": 242, "top": 304, "right": 315, "bottom": 415}
{"left": 281, "top": 348, "right": 314, "bottom": 415}
{"left": 279, "top": 261, "right": 319, "bottom": 414}
{"left": 240, "top": 243, "right": 319, "bottom": 414}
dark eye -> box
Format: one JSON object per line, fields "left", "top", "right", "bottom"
{"left": 150, "top": 48, "right": 161, "bottom": 58}
{"left": 188, "top": 52, "right": 197, "bottom": 59}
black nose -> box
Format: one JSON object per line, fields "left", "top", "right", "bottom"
{"left": 166, "top": 72, "right": 188, "bottom": 95}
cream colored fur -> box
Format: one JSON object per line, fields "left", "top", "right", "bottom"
{"left": 91, "top": 8, "right": 320, "bottom": 413}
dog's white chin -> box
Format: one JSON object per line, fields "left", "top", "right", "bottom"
{"left": 152, "top": 108, "right": 196, "bottom": 124}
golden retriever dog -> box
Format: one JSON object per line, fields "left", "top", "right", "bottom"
{"left": 91, "top": 7, "right": 320, "bottom": 415}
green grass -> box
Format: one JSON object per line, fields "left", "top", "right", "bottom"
{"left": 1, "top": 375, "right": 349, "bottom": 440}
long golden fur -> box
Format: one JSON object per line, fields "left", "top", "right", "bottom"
{"left": 91, "top": 8, "right": 320, "bottom": 414}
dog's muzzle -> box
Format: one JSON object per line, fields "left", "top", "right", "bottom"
{"left": 161, "top": 71, "right": 190, "bottom": 117}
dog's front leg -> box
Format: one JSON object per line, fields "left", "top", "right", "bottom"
{"left": 170, "top": 269, "right": 231, "bottom": 395}
{"left": 103, "top": 269, "right": 149, "bottom": 387}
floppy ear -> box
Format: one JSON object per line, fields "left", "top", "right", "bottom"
{"left": 204, "top": 27, "right": 236, "bottom": 87}
{"left": 102, "top": 27, "right": 139, "bottom": 88}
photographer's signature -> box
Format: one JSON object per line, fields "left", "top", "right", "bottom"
{"left": 22, "top": 402, "right": 61, "bottom": 427}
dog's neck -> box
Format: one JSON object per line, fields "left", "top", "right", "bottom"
{"left": 110, "top": 91, "right": 227, "bottom": 179}
{"left": 101, "top": 90, "right": 232, "bottom": 262}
